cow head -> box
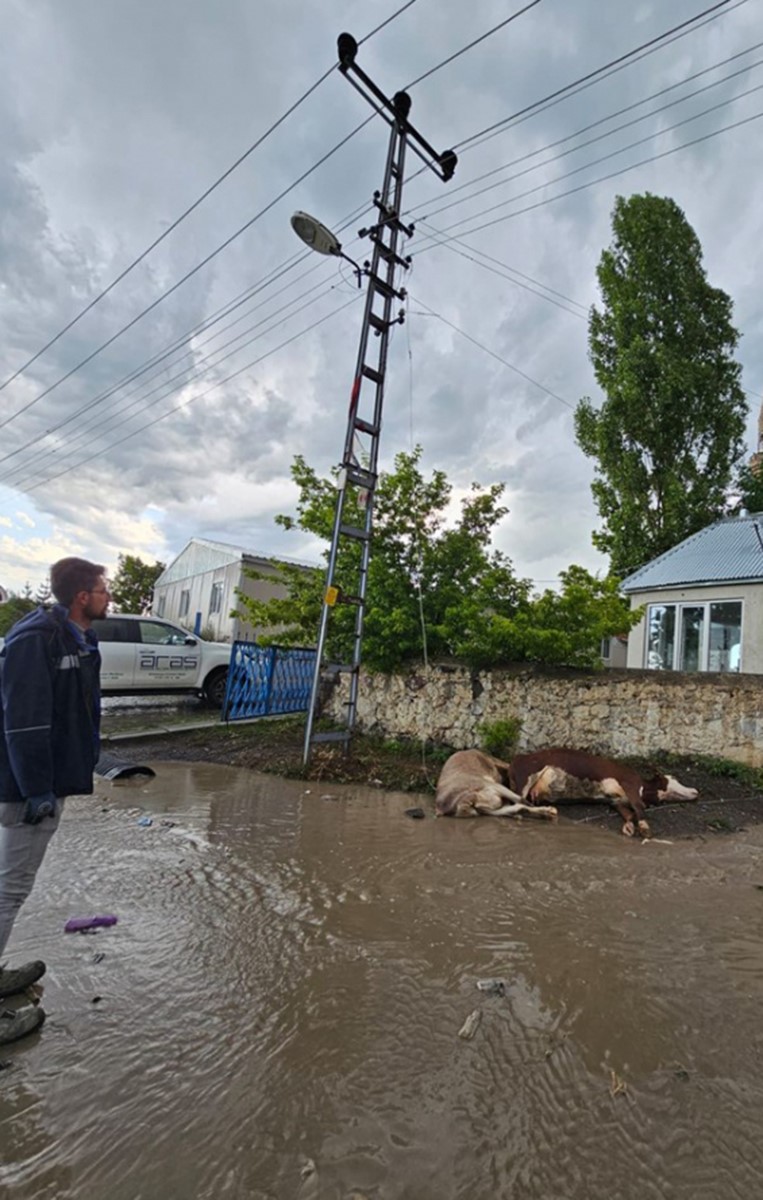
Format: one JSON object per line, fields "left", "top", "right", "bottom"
{"left": 642, "top": 772, "right": 698, "bottom": 805}
{"left": 656, "top": 774, "right": 698, "bottom": 803}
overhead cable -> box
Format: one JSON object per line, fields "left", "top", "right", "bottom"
{"left": 454, "top": 0, "right": 740, "bottom": 152}
{"left": 0, "top": 0, "right": 420, "bottom": 394}
{"left": 426, "top": 108, "right": 763, "bottom": 243}
{"left": 410, "top": 41, "right": 763, "bottom": 222}
{"left": 0, "top": 113, "right": 377, "bottom": 433}
{"left": 24, "top": 296, "right": 362, "bottom": 492}
{"left": 410, "top": 295, "right": 574, "bottom": 409}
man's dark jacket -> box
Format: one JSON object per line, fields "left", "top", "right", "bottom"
{"left": 0, "top": 605, "right": 101, "bottom": 803}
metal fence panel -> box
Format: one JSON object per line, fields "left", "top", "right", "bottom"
{"left": 223, "top": 642, "right": 316, "bottom": 721}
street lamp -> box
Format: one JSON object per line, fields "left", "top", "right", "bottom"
{"left": 290, "top": 211, "right": 343, "bottom": 256}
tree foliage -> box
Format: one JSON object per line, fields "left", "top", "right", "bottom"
{"left": 729, "top": 461, "right": 763, "bottom": 516}
{"left": 110, "top": 554, "right": 166, "bottom": 614}
{"left": 234, "top": 450, "right": 637, "bottom": 672}
{"left": 452, "top": 566, "right": 640, "bottom": 669}
{"left": 0, "top": 593, "right": 37, "bottom": 636}
{"left": 575, "top": 193, "right": 747, "bottom": 577}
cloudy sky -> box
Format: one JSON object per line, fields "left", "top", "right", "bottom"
{"left": 1, "top": 0, "right": 761, "bottom": 596}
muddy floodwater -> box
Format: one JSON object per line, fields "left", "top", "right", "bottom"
{"left": 2, "top": 763, "right": 763, "bottom": 1200}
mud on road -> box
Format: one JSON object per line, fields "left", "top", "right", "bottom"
{"left": 116, "top": 716, "right": 763, "bottom": 840}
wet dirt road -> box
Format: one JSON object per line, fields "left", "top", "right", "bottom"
{"left": 1, "top": 762, "right": 762, "bottom": 1200}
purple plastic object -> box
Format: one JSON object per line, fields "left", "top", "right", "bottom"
{"left": 64, "top": 915, "right": 118, "bottom": 933}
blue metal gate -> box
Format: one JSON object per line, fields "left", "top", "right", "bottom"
{"left": 222, "top": 642, "right": 317, "bottom": 721}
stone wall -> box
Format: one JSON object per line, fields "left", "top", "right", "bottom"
{"left": 324, "top": 662, "right": 763, "bottom": 766}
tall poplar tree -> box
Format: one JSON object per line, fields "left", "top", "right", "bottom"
{"left": 575, "top": 193, "right": 746, "bottom": 577}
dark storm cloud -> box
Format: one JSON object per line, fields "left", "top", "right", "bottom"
{"left": 0, "top": 0, "right": 760, "bottom": 589}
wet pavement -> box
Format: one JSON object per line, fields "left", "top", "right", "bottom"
{"left": 2, "top": 761, "right": 763, "bottom": 1200}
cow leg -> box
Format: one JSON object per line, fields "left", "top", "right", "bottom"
{"left": 597, "top": 779, "right": 650, "bottom": 838}
{"left": 491, "top": 802, "right": 558, "bottom": 820}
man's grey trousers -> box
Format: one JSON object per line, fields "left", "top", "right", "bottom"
{"left": 0, "top": 801, "right": 63, "bottom": 960}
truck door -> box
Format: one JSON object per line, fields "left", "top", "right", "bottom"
{"left": 135, "top": 619, "right": 202, "bottom": 689}
{"left": 95, "top": 617, "right": 138, "bottom": 687}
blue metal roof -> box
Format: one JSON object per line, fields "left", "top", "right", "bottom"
{"left": 620, "top": 514, "right": 763, "bottom": 592}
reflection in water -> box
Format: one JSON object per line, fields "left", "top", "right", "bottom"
{"left": 1, "top": 762, "right": 762, "bottom": 1200}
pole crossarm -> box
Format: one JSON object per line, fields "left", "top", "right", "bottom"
{"left": 302, "top": 34, "right": 457, "bottom": 766}
{"left": 337, "top": 32, "right": 457, "bottom": 182}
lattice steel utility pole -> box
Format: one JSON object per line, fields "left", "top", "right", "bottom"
{"left": 296, "top": 32, "right": 456, "bottom": 765}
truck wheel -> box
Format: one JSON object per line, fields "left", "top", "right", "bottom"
{"left": 203, "top": 668, "right": 229, "bottom": 708}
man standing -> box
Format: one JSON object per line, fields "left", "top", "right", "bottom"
{"left": 0, "top": 557, "right": 108, "bottom": 1045}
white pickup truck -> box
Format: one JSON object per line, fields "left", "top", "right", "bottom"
{"left": 91, "top": 614, "right": 232, "bottom": 706}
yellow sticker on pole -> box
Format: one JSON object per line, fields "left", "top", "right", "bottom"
{"left": 325, "top": 585, "right": 340, "bottom": 607}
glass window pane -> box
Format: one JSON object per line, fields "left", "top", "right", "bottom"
{"left": 678, "top": 605, "right": 705, "bottom": 672}
{"left": 647, "top": 605, "right": 676, "bottom": 669}
{"left": 139, "top": 621, "right": 174, "bottom": 645}
{"left": 709, "top": 601, "right": 742, "bottom": 672}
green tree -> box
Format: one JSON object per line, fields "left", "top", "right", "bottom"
{"left": 575, "top": 193, "right": 746, "bottom": 577}
{"left": 455, "top": 566, "right": 641, "bottom": 669}
{"left": 234, "top": 451, "right": 637, "bottom": 672}
{"left": 110, "top": 554, "right": 166, "bottom": 614}
{"left": 34, "top": 578, "right": 51, "bottom": 605}
{"left": 234, "top": 448, "right": 529, "bottom": 670}
{"left": 0, "top": 593, "right": 37, "bottom": 636}
{"left": 729, "top": 462, "right": 763, "bottom": 516}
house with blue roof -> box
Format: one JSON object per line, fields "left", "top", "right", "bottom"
{"left": 620, "top": 513, "right": 763, "bottom": 674}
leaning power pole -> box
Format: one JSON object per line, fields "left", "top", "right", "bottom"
{"left": 301, "top": 32, "right": 456, "bottom": 765}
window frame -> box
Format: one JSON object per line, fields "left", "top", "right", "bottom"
{"left": 645, "top": 598, "right": 742, "bottom": 672}
{"left": 209, "top": 580, "right": 224, "bottom": 616}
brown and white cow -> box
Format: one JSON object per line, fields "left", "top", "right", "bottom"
{"left": 507, "top": 748, "right": 698, "bottom": 838}
{"left": 435, "top": 749, "right": 558, "bottom": 821}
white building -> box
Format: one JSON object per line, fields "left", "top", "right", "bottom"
{"left": 152, "top": 537, "right": 316, "bottom": 644}
{"left": 620, "top": 513, "right": 763, "bottom": 674}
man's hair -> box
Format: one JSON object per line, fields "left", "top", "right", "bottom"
{"left": 50, "top": 557, "right": 106, "bottom": 606}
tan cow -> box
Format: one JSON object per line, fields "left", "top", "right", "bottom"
{"left": 435, "top": 749, "right": 558, "bottom": 821}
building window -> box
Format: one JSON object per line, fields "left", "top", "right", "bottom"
{"left": 209, "top": 581, "right": 223, "bottom": 615}
{"left": 179, "top": 590, "right": 190, "bottom": 618}
{"left": 646, "top": 601, "right": 741, "bottom": 672}
{"left": 156, "top": 594, "right": 166, "bottom": 618}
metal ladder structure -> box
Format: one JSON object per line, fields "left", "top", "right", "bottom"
{"left": 303, "top": 33, "right": 456, "bottom": 764}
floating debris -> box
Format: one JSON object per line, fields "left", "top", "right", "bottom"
{"left": 458, "top": 1010, "right": 482, "bottom": 1040}
{"left": 404, "top": 807, "right": 426, "bottom": 820}
{"left": 476, "top": 978, "right": 506, "bottom": 996}
{"left": 609, "top": 1069, "right": 627, "bottom": 1098}
{"left": 65, "top": 915, "right": 118, "bottom": 934}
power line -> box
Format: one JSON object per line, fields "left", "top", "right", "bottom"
{"left": 0, "top": 275, "right": 340, "bottom": 484}
{"left": 24, "top": 296, "right": 362, "bottom": 492}
{"left": 417, "top": 222, "right": 587, "bottom": 318}
{"left": 454, "top": 0, "right": 741, "bottom": 153}
{"left": 6, "top": 85, "right": 754, "bottom": 480}
{"left": 0, "top": 4, "right": 541, "bottom": 434}
{"left": 0, "top": 200, "right": 374, "bottom": 478}
{"left": 0, "top": 113, "right": 378, "bottom": 434}
{"left": 1, "top": 1, "right": 748, "bottom": 473}
{"left": 410, "top": 295, "right": 575, "bottom": 409}
{"left": 415, "top": 98, "right": 763, "bottom": 246}
{"left": 0, "top": 0, "right": 420, "bottom": 394}
{"left": 410, "top": 43, "right": 763, "bottom": 224}
{"left": 10, "top": 282, "right": 340, "bottom": 487}
{"left": 405, "top": 0, "right": 542, "bottom": 87}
